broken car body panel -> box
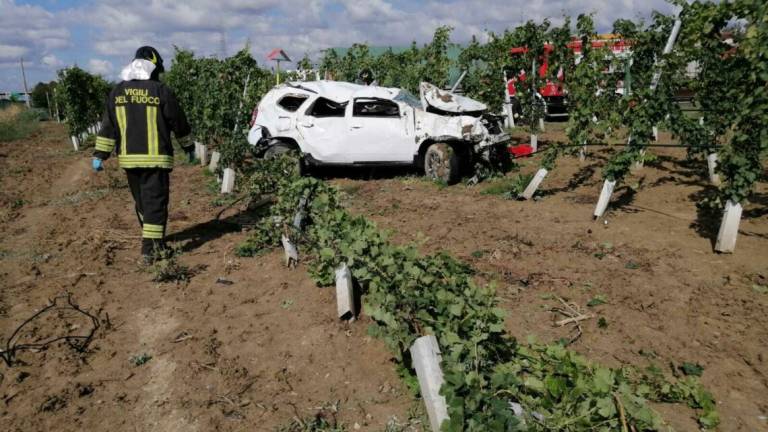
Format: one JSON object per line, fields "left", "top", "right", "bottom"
{"left": 247, "top": 80, "right": 506, "bottom": 166}
{"left": 419, "top": 81, "right": 487, "bottom": 114}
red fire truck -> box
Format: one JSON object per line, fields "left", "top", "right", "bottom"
{"left": 506, "top": 34, "right": 633, "bottom": 119}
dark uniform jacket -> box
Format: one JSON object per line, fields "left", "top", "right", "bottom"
{"left": 94, "top": 80, "right": 192, "bottom": 169}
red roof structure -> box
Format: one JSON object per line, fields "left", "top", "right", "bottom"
{"left": 267, "top": 49, "right": 291, "bottom": 62}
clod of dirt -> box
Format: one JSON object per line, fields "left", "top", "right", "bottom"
{"left": 40, "top": 394, "right": 67, "bottom": 412}
{"left": 77, "top": 383, "right": 94, "bottom": 397}
{"left": 15, "top": 371, "right": 30, "bottom": 383}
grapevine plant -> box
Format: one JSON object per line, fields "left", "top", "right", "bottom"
{"left": 667, "top": 0, "right": 768, "bottom": 207}
{"left": 235, "top": 155, "right": 719, "bottom": 431}
{"left": 55, "top": 66, "right": 110, "bottom": 140}
{"left": 719, "top": 0, "right": 768, "bottom": 206}
{"left": 598, "top": 12, "right": 679, "bottom": 184}
{"left": 164, "top": 48, "right": 273, "bottom": 173}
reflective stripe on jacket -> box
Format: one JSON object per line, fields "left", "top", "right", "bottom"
{"left": 93, "top": 80, "right": 191, "bottom": 169}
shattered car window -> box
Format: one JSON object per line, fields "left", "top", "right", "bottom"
{"left": 307, "top": 97, "right": 348, "bottom": 118}
{"left": 278, "top": 95, "right": 309, "bottom": 112}
{"left": 393, "top": 90, "right": 421, "bottom": 109}
{"left": 353, "top": 98, "right": 400, "bottom": 118}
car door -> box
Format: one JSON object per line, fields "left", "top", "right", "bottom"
{"left": 296, "top": 96, "right": 351, "bottom": 163}
{"left": 344, "top": 98, "right": 415, "bottom": 163}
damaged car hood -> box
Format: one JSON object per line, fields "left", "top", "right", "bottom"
{"left": 419, "top": 82, "right": 487, "bottom": 115}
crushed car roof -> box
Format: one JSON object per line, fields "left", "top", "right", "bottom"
{"left": 282, "top": 80, "right": 488, "bottom": 114}
{"left": 285, "top": 81, "right": 399, "bottom": 103}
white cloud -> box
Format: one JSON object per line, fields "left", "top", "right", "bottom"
{"left": 0, "top": 0, "right": 72, "bottom": 89}
{"left": 41, "top": 54, "right": 64, "bottom": 68}
{"left": 88, "top": 59, "right": 114, "bottom": 76}
{"left": 0, "top": 44, "right": 28, "bottom": 62}
{"left": 0, "top": 0, "right": 71, "bottom": 58}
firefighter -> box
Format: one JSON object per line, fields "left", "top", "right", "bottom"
{"left": 91, "top": 46, "right": 194, "bottom": 263}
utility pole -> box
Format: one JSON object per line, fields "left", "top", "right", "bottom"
{"left": 53, "top": 87, "right": 61, "bottom": 122}
{"left": 20, "top": 57, "right": 31, "bottom": 108}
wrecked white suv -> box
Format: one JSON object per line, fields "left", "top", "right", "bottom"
{"left": 247, "top": 81, "right": 509, "bottom": 184}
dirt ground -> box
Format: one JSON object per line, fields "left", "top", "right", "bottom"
{"left": 0, "top": 123, "right": 419, "bottom": 432}
{"left": 1, "top": 122, "right": 766, "bottom": 431}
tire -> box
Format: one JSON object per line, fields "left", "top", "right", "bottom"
{"left": 424, "top": 143, "right": 461, "bottom": 185}
{"left": 264, "top": 142, "right": 305, "bottom": 176}
{"left": 488, "top": 145, "right": 513, "bottom": 173}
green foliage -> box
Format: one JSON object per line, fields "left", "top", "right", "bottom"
{"left": 164, "top": 47, "right": 274, "bottom": 172}
{"left": 297, "top": 53, "right": 313, "bottom": 71}
{"left": 146, "top": 247, "right": 192, "bottom": 283}
{"left": 30, "top": 81, "right": 56, "bottom": 109}
{"left": 680, "top": 362, "right": 704, "bottom": 377}
{"left": 482, "top": 173, "right": 533, "bottom": 199}
{"left": 130, "top": 353, "right": 152, "bottom": 366}
{"left": 234, "top": 155, "right": 718, "bottom": 430}
{"left": 55, "top": 66, "right": 110, "bottom": 138}
{"left": 318, "top": 26, "right": 455, "bottom": 94}
{"left": 566, "top": 14, "right": 617, "bottom": 159}
{"left": 0, "top": 107, "right": 40, "bottom": 142}
{"left": 587, "top": 295, "right": 607, "bottom": 307}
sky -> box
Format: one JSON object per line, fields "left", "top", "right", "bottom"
{"left": 0, "top": 0, "right": 676, "bottom": 92}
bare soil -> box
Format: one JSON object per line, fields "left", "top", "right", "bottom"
{"left": 0, "top": 123, "right": 418, "bottom": 432}
{"left": 1, "top": 122, "right": 766, "bottom": 431}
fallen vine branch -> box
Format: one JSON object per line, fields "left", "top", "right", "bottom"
{"left": 0, "top": 293, "right": 101, "bottom": 366}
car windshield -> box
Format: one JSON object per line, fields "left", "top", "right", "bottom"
{"left": 393, "top": 90, "right": 422, "bottom": 109}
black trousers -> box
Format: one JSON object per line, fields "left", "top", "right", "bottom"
{"left": 125, "top": 169, "right": 170, "bottom": 252}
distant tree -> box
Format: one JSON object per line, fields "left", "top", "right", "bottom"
{"left": 297, "top": 54, "right": 313, "bottom": 70}
{"left": 31, "top": 81, "right": 56, "bottom": 109}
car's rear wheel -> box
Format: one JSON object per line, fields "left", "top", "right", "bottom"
{"left": 424, "top": 143, "right": 461, "bottom": 184}
{"left": 264, "top": 142, "right": 305, "bottom": 176}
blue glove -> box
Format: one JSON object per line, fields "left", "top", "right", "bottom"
{"left": 92, "top": 158, "right": 104, "bottom": 172}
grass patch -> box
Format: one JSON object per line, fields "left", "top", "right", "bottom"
{"left": 0, "top": 106, "right": 41, "bottom": 142}
{"left": 147, "top": 247, "right": 193, "bottom": 283}
{"left": 481, "top": 173, "right": 533, "bottom": 198}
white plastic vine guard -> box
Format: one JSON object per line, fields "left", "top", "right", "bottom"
{"left": 281, "top": 234, "right": 299, "bottom": 267}
{"left": 593, "top": 179, "right": 616, "bottom": 219}
{"left": 70, "top": 135, "right": 79, "bottom": 151}
{"left": 521, "top": 168, "right": 548, "bottom": 200}
{"left": 193, "top": 141, "right": 202, "bottom": 160}
{"left": 652, "top": 126, "right": 659, "bottom": 142}
{"left": 715, "top": 200, "right": 742, "bottom": 253}
{"left": 410, "top": 335, "right": 449, "bottom": 431}
{"left": 293, "top": 196, "right": 309, "bottom": 229}
{"left": 633, "top": 149, "right": 646, "bottom": 169}
{"left": 707, "top": 153, "right": 721, "bottom": 186}
{"left": 335, "top": 263, "right": 356, "bottom": 320}
{"left": 221, "top": 168, "right": 235, "bottom": 194}
{"left": 208, "top": 151, "right": 221, "bottom": 173}
{"left": 199, "top": 144, "right": 208, "bottom": 166}
{"left": 530, "top": 134, "right": 538, "bottom": 152}
{"left": 538, "top": 118, "right": 545, "bottom": 132}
